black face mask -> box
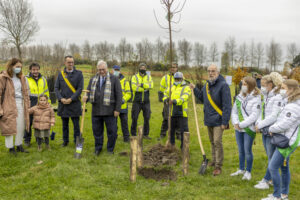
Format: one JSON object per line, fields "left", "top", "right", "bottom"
{"left": 139, "top": 69, "right": 146, "bottom": 75}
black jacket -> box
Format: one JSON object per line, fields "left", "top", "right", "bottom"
{"left": 87, "top": 73, "right": 122, "bottom": 116}
{"left": 194, "top": 75, "right": 232, "bottom": 127}
{"left": 54, "top": 67, "right": 83, "bottom": 117}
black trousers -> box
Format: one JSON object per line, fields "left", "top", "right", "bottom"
{"left": 118, "top": 113, "right": 130, "bottom": 140}
{"left": 24, "top": 114, "right": 34, "bottom": 143}
{"left": 131, "top": 102, "right": 151, "bottom": 136}
{"left": 62, "top": 117, "right": 80, "bottom": 143}
{"left": 160, "top": 103, "right": 181, "bottom": 138}
{"left": 170, "top": 117, "right": 189, "bottom": 148}
{"left": 92, "top": 116, "right": 118, "bottom": 152}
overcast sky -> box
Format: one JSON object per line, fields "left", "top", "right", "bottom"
{"left": 31, "top": 0, "right": 299, "bottom": 49}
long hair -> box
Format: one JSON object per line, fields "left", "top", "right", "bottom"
{"left": 6, "top": 58, "right": 23, "bottom": 79}
{"left": 243, "top": 76, "right": 260, "bottom": 96}
{"left": 284, "top": 79, "right": 300, "bottom": 103}
{"left": 261, "top": 72, "right": 283, "bottom": 94}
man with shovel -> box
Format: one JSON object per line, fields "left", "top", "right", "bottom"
{"left": 83, "top": 60, "right": 122, "bottom": 155}
{"left": 190, "top": 64, "right": 232, "bottom": 176}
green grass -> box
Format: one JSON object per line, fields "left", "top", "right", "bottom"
{"left": 0, "top": 66, "right": 300, "bottom": 200}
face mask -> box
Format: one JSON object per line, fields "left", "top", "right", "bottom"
{"left": 13, "top": 68, "right": 21, "bottom": 74}
{"left": 241, "top": 85, "right": 248, "bottom": 94}
{"left": 113, "top": 71, "right": 120, "bottom": 77}
{"left": 280, "top": 89, "right": 287, "bottom": 98}
{"left": 139, "top": 69, "right": 146, "bottom": 75}
{"left": 261, "top": 87, "right": 268, "bottom": 94}
{"left": 174, "top": 81, "right": 181, "bottom": 86}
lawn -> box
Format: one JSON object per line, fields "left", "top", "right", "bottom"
{"left": 0, "top": 65, "right": 299, "bottom": 200}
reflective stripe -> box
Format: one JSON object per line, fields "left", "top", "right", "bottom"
{"left": 125, "top": 90, "right": 131, "bottom": 92}
{"left": 42, "top": 77, "right": 46, "bottom": 89}
{"left": 135, "top": 75, "right": 139, "bottom": 84}
{"left": 182, "top": 92, "right": 189, "bottom": 96}
{"left": 165, "top": 75, "right": 168, "bottom": 87}
{"left": 180, "top": 86, "right": 187, "bottom": 96}
{"left": 180, "top": 98, "right": 185, "bottom": 102}
{"left": 160, "top": 84, "right": 166, "bottom": 89}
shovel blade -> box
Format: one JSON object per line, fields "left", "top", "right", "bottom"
{"left": 74, "top": 135, "right": 84, "bottom": 159}
{"left": 198, "top": 156, "right": 209, "bottom": 175}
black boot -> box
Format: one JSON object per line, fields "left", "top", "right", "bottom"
{"left": 16, "top": 145, "right": 29, "bottom": 153}
{"left": 9, "top": 147, "right": 17, "bottom": 156}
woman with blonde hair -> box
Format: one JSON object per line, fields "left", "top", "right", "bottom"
{"left": 0, "top": 58, "right": 30, "bottom": 155}
{"left": 231, "top": 76, "right": 261, "bottom": 180}
{"left": 261, "top": 79, "right": 300, "bottom": 200}
{"left": 254, "top": 72, "right": 284, "bottom": 189}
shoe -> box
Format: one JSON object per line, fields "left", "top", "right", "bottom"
{"left": 94, "top": 150, "right": 101, "bottom": 156}
{"left": 176, "top": 134, "right": 181, "bottom": 140}
{"left": 242, "top": 171, "right": 251, "bottom": 181}
{"left": 281, "top": 194, "right": 289, "bottom": 200}
{"left": 107, "top": 151, "right": 114, "bottom": 155}
{"left": 268, "top": 180, "right": 273, "bottom": 186}
{"left": 61, "top": 142, "right": 68, "bottom": 147}
{"left": 37, "top": 145, "right": 42, "bottom": 152}
{"left": 261, "top": 194, "right": 281, "bottom": 200}
{"left": 254, "top": 178, "right": 270, "bottom": 189}
{"left": 16, "top": 145, "right": 29, "bottom": 153}
{"left": 9, "top": 147, "right": 17, "bottom": 156}
{"left": 143, "top": 135, "right": 152, "bottom": 140}
{"left": 213, "top": 168, "right": 222, "bottom": 176}
{"left": 230, "top": 169, "right": 245, "bottom": 176}
{"left": 24, "top": 141, "right": 30, "bottom": 147}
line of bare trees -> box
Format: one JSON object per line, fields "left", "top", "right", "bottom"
{"left": 0, "top": 37, "right": 298, "bottom": 70}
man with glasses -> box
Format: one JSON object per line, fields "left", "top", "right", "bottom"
{"left": 159, "top": 63, "right": 178, "bottom": 140}
{"left": 55, "top": 56, "right": 84, "bottom": 147}
{"left": 83, "top": 60, "right": 122, "bottom": 155}
{"left": 190, "top": 64, "right": 232, "bottom": 176}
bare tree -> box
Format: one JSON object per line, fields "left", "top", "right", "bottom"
{"left": 287, "top": 43, "right": 298, "bottom": 62}
{"left": 94, "top": 41, "right": 111, "bottom": 61}
{"left": 154, "top": 0, "right": 186, "bottom": 66}
{"left": 0, "top": 0, "right": 39, "bottom": 59}
{"left": 208, "top": 42, "right": 219, "bottom": 63}
{"left": 255, "top": 42, "right": 264, "bottom": 69}
{"left": 238, "top": 42, "right": 248, "bottom": 67}
{"left": 52, "top": 43, "right": 66, "bottom": 64}
{"left": 178, "top": 39, "right": 192, "bottom": 67}
{"left": 224, "top": 36, "right": 237, "bottom": 66}
{"left": 68, "top": 43, "right": 80, "bottom": 57}
{"left": 154, "top": 37, "right": 166, "bottom": 63}
{"left": 82, "top": 40, "right": 93, "bottom": 60}
{"left": 249, "top": 40, "right": 255, "bottom": 68}
{"left": 193, "top": 42, "right": 206, "bottom": 67}
{"left": 116, "top": 37, "right": 129, "bottom": 63}
{"left": 266, "top": 39, "right": 282, "bottom": 71}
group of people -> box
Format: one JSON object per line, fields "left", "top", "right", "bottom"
{"left": 0, "top": 57, "right": 299, "bottom": 200}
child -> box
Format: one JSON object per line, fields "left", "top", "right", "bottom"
{"left": 29, "top": 95, "right": 55, "bottom": 151}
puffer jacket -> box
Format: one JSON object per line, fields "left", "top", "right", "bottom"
{"left": 232, "top": 91, "right": 261, "bottom": 132}
{"left": 256, "top": 88, "right": 283, "bottom": 129}
{"left": 29, "top": 103, "right": 55, "bottom": 130}
{"left": 269, "top": 99, "right": 300, "bottom": 147}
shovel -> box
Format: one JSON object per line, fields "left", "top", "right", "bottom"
{"left": 191, "top": 89, "right": 209, "bottom": 175}
{"left": 74, "top": 90, "right": 90, "bottom": 159}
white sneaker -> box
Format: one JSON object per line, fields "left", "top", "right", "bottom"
{"left": 261, "top": 194, "right": 281, "bottom": 200}
{"left": 242, "top": 171, "right": 251, "bottom": 180}
{"left": 230, "top": 169, "right": 245, "bottom": 176}
{"left": 254, "top": 178, "right": 270, "bottom": 189}
{"left": 281, "top": 194, "right": 289, "bottom": 200}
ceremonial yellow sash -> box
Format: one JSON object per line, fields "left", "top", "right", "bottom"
{"left": 206, "top": 83, "right": 222, "bottom": 116}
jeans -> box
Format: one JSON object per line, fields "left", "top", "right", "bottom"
{"left": 268, "top": 149, "right": 291, "bottom": 198}
{"left": 61, "top": 117, "right": 80, "bottom": 143}
{"left": 235, "top": 130, "right": 254, "bottom": 172}
{"left": 92, "top": 116, "right": 118, "bottom": 152}
{"left": 262, "top": 134, "right": 276, "bottom": 181}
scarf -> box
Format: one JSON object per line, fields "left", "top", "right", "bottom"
{"left": 89, "top": 72, "right": 111, "bottom": 106}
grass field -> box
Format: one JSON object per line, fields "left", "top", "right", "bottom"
{"left": 0, "top": 65, "right": 299, "bottom": 200}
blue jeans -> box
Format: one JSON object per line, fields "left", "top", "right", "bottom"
{"left": 235, "top": 130, "right": 254, "bottom": 172}
{"left": 268, "top": 149, "right": 291, "bottom": 198}
{"left": 262, "top": 134, "right": 276, "bottom": 181}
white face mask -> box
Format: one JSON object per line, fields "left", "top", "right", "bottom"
{"left": 280, "top": 89, "right": 287, "bottom": 98}
{"left": 261, "top": 87, "right": 268, "bottom": 95}
{"left": 241, "top": 85, "right": 248, "bottom": 94}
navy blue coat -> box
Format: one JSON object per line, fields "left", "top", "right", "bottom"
{"left": 54, "top": 67, "right": 84, "bottom": 117}
{"left": 194, "top": 75, "right": 232, "bottom": 127}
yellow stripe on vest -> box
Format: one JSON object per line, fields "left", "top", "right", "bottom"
{"left": 61, "top": 70, "right": 76, "bottom": 93}
{"left": 206, "top": 83, "right": 223, "bottom": 116}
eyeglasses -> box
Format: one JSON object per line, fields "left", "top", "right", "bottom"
{"left": 207, "top": 70, "right": 216, "bottom": 73}
{"left": 98, "top": 69, "right": 106, "bottom": 71}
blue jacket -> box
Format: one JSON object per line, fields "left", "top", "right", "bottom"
{"left": 194, "top": 75, "right": 232, "bottom": 127}
{"left": 54, "top": 67, "right": 84, "bottom": 117}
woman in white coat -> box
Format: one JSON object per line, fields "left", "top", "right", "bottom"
{"left": 231, "top": 76, "right": 261, "bottom": 180}
{"left": 254, "top": 72, "right": 284, "bottom": 189}
{"left": 261, "top": 79, "right": 300, "bottom": 200}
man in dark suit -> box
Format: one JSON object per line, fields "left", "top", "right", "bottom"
{"left": 83, "top": 60, "right": 122, "bottom": 155}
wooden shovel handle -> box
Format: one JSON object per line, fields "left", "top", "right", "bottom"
{"left": 80, "top": 90, "right": 90, "bottom": 134}
{"left": 191, "top": 89, "right": 206, "bottom": 155}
